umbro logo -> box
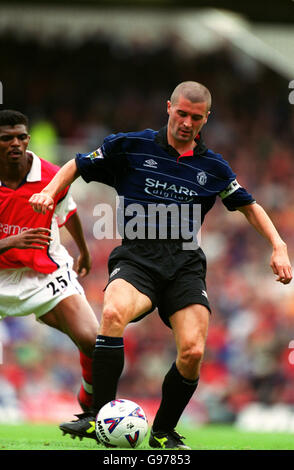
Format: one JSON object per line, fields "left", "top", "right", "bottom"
{"left": 143, "top": 159, "right": 158, "bottom": 168}
{"left": 110, "top": 267, "right": 121, "bottom": 278}
{"left": 201, "top": 290, "right": 208, "bottom": 299}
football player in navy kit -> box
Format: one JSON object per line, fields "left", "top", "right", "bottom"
{"left": 30, "top": 81, "right": 292, "bottom": 449}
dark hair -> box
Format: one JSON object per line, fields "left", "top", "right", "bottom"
{"left": 0, "top": 110, "right": 29, "bottom": 128}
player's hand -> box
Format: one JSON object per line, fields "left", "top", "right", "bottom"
{"left": 29, "top": 192, "right": 54, "bottom": 214}
{"left": 9, "top": 228, "right": 52, "bottom": 250}
{"left": 270, "top": 244, "right": 292, "bottom": 285}
{"left": 74, "top": 250, "right": 92, "bottom": 277}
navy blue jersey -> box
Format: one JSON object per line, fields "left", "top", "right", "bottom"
{"left": 76, "top": 127, "right": 255, "bottom": 240}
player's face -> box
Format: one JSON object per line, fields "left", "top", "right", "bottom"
{"left": 0, "top": 125, "right": 30, "bottom": 164}
{"left": 167, "top": 95, "right": 209, "bottom": 147}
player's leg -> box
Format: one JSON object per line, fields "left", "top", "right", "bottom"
{"left": 41, "top": 294, "right": 98, "bottom": 356}
{"left": 91, "top": 278, "right": 153, "bottom": 415}
{"left": 0, "top": 266, "right": 99, "bottom": 415}
{"left": 171, "top": 303, "right": 209, "bottom": 380}
{"left": 150, "top": 304, "right": 209, "bottom": 449}
{"left": 59, "top": 278, "right": 153, "bottom": 440}
{"left": 41, "top": 294, "right": 99, "bottom": 412}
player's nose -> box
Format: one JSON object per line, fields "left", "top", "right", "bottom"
{"left": 183, "top": 116, "right": 192, "bottom": 128}
{"left": 10, "top": 137, "right": 22, "bottom": 147}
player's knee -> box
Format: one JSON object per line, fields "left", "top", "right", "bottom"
{"left": 178, "top": 342, "right": 205, "bottom": 370}
{"left": 100, "top": 304, "right": 128, "bottom": 335}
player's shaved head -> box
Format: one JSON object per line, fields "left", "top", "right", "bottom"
{"left": 170, "top": 81, "right": 211, "bottom": 112}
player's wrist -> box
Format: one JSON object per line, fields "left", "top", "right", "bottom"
{"left": 272, "top": 240, "right": 287, "bottom": 251}
{"left": 40, "top": 189, "right": 55, "bottom": 200}
{"left": 0, "top": 235, "right": 17, "bottom": 252}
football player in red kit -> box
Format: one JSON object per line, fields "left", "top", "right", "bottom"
{"left": 0, "top": 109, "right": 99, "bottom": 419}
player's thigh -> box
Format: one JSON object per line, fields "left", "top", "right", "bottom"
{"left": 170, "top": 304, "right": 210, "bottom": 359}
{"left": 101, "top": 278, "right": 153, "bottom": 331}
{"left": 42, "top": 294, "right": 99, "bottom": 354}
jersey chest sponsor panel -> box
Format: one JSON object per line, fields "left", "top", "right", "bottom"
{"left": 0, "top": 157, "right": 73, "bottom": 273}
{"left": 115, "top": 148, "right": 231, "bottom": 207}
{"left": 114, "top": 148, "right": 227, "bottom": 236}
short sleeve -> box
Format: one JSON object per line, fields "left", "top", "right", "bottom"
{"left": 54, "top": 188, "right": 77, "bottom": 227}
{"left": 220, "top": 179, "right": 256, "bottom": 211}
{"left": 75, "top": 133, "right": 129, "bottom": 187}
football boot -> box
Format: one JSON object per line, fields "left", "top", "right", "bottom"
{"left": 59, "top": 413, "right": 99, "bottom": 442}
{"left": 149, "top": 427, "right": 191, "bottom": 450}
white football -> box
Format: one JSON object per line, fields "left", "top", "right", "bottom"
{"left": 95, "top": 399, "right": 148, "bottom": 448}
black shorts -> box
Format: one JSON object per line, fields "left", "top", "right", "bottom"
{"left": 105, "top": 239, "right": 211, "bottom": 328}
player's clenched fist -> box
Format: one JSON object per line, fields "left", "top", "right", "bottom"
{"left": 29, "top": 192, "right": 54, "bottom": 214}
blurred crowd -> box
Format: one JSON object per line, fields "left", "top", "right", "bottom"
{"left": 0, "top": 30, "right": 294, "bottom": 425}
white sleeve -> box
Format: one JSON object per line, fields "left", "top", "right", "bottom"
{"left": 54, "top": 188, "right": 77, "bottom": 227}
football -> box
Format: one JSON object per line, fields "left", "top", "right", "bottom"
{"left": 95, "top": 399, "right": 148, "bottom": 448}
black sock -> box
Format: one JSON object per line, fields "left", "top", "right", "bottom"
{"left": 91, "top": 335, "right": 124, "bottom": 416}
{"left": 152, "top": 362, "right": 199, "bottom": 432}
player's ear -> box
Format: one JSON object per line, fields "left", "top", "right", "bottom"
{"left": 167, "top": 100, "right": 171, "bottom": 115}
{"left": 204, "top": 110, "right": 210, "bottom": 124}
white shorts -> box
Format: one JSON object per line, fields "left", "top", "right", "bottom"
{"left": 0, "top": 263, "right": 85, "bottom": 320}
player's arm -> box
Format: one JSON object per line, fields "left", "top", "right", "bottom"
{"left": 238, "top": 202, "right": 292, "bottom": 284}
{"left": 64, "top": 211, "right": 91, "bottom": 277}
{"left": 29, "top": 159, "right": 80, "bottom": 214}
{"left": 0, "top": 228, "right": 52, "bottom": 255}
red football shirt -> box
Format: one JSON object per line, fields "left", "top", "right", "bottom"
{"left": 0, "top": 152, "right": 77, "bottom": 273}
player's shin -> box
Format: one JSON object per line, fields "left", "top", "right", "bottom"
{"left": 152, "top": 361, "right": 199, "bottom": 432}
{"left": 78, "top": 351, "right": 93, "bottom": 412}
{"left": 91, "top": 335, "right": 125, "bottom": 416}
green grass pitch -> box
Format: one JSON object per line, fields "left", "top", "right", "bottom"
{"left": 0, "top": 423, "right": 294, "bottom": 450}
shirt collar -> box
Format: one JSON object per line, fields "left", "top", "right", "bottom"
{"left": 26, "top": 151, "right": 42, "bottom": 182}
{"left": 155, "top": 126, "right": 207, "bottom": 157}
